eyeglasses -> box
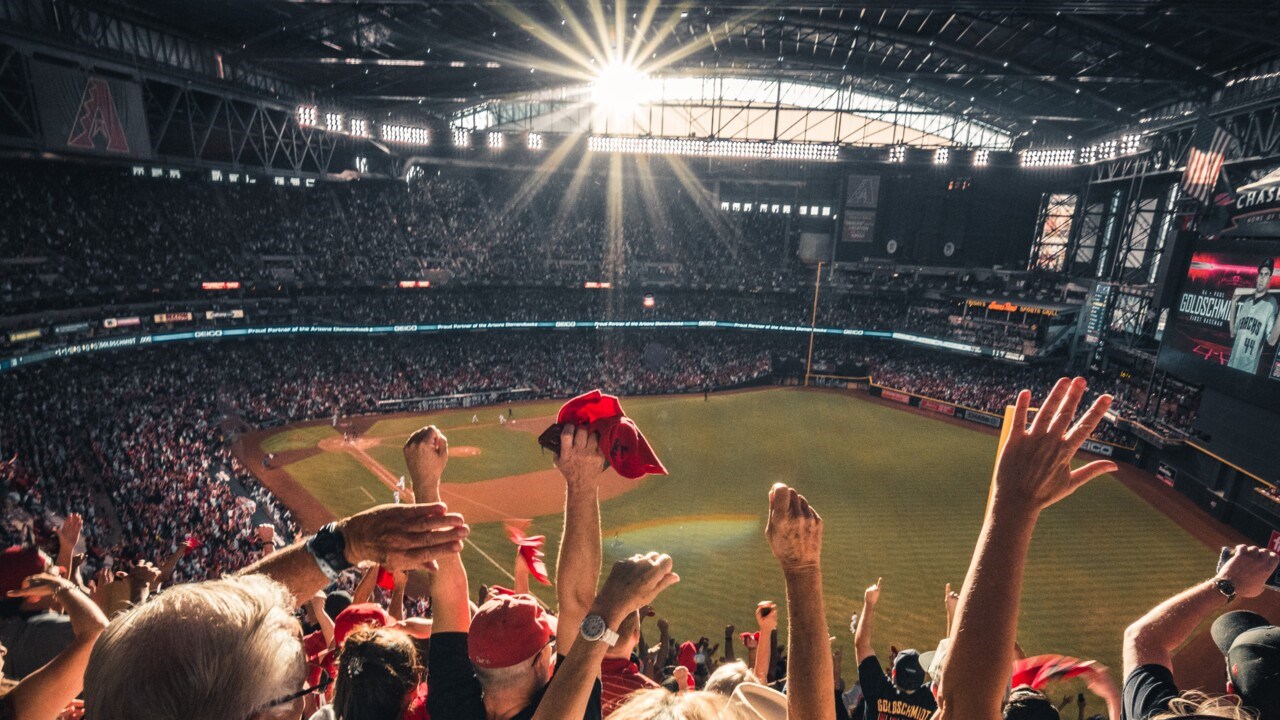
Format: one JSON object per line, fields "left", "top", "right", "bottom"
{"left": 263, "top": 670, "right": 332, "bottom": 710}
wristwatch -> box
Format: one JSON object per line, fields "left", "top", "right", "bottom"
{"left": 579, "top": 614, "right": 621, "bottom": 646}
{"left": 306, "top": 523, "right": 354, "bottom": 581}
{"left": 1213, "top": 577, "right": 1237, "bottom": 603}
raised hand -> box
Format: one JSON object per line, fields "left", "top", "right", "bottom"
{"left": 765, "top": 483, "right": 823, "bottom": 572}
{"left": 944, "top": 582, "right": 959, "bottom": 613}
{"left": 555, "top": 423, "right": 607, "bottom": 486}
{"left": 865, "top": 577, "right": 883, "bottom": 607}
{"left": 995, "top": 377, "right": 1116, "bottom": 514}
{"left": 1216, "top": 545, "right": 1280, "bottom": 598}
{"left": 338, "top": 503, "right": 468, "bottom": 572}
{"left": 593, "top": 552, "right": 680, "bottom": 622}
{"left": 404, "top": 426, "right": 448, "bottom": 499}
{"left": 255, "top": 524, "right": 276, "bottom": 545}
{"left": 756, "top": 600, "right": 779, "bottom": 632}
{"left": 57, "top": 513, "right": 83, "bottom": 551}
{"left": 6, "top": 573, "right": 75, "bottom": 601}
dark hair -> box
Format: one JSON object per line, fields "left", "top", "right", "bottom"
{"left": 332, "top": 627, "right": 422, "bottom": 720}
{"left": 1260, "top": 259, "right": 1276, "bottom": 275}
{"left": 1003, "top": 686, "right": 1060, "bottom": 720}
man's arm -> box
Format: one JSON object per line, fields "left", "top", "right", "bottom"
{"left": 405, "top": 425, "right": 471, "bottom": 633}
{"left": 1268, "top": 302, "right": 1280, "bottom": 346}
{"left": 944, "top": 582, "right": 959, "bottom": 637}
{"left": 554, "top": 423, "right": 608, "bottom": 655}
{"left": 351, "top": 564, "right": 379, "bottom": 605}
{"left": 766, "top": 483, "right": 835, "bottom": 720}
{"left": 5, "top": 574, "right": 109, "bottom": 720}
{"left": 235, "top": 502, "right": 467, "bottom": 604}
{"left": 308, "top": 592, "right": 336, "bottom": 646}
{"left": 389, "top": 571, "right": 407, "bottom": 621}
{"left": 937, "top": 378, "right": 1116, "bottom": 720}
{"left": 1228, "top": 289, "right": 1247, "bottom": 336}
{"left": 1122, "top": 545, "right": 1279, "bottom": 678}
{"left": 854, "top": 578, "right": 880, "bottom": 664}
{"left": 533, "top": 553, "right": 680, "bottom": 720}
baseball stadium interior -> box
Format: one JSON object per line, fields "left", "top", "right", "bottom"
{"left": 3, "top": 2, "right": 1280, "bottom": 720}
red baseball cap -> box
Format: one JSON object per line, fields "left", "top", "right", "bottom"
{"left": 555, "top": 390, "right": 667, "bottom": 480}
{"left": 333, "top": 603, "right": 394, "bottom": 648}
{"left": 0, "top": 547, "right": 49, "bottom": 596}
{"left": 468, "top": 594, "right": 556, "bottom": 669}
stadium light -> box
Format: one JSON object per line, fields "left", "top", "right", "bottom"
{"left": 974, "top": 149, "right": 991, "bottom": 166}
{"left": 1021, "top": 148, "right": 1075, "bottom": 167}
{"left": 888, "top": 145, "right": 907, "bottom": 163}
{"left": 452, "top": 128, "right": 472, "bottom": 148}
{"left": 587, "top": 135, "right": 837, "bottom": 162}
{"left": 349, "top": 118, "right": 370, "bottom": 138}
{"left": 527, "top": 132, "right": 543, "bottom": 150}
{"left": 296, "top": 105, "right": 318, "bottom": 127}
{"left": 488, "top": 131, "right": 504, "bottom": 149}
{"left": 381, "top": 124, "right": 430, "bottom": 145}
{"left": 325, "top": 113, "right": 343, "bottom": 133}
{"left": 592, "top": 62, "right": 651, "bottom": 116}
{"left": 934, "top": 148, "right": 950, "bottom": 165}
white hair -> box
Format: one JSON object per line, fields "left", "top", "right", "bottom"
{"left": 84, "top": 575, "right": 305, "bottom": 720}
{"left": 704, "top": 661, "right": 760, "bottom": 697}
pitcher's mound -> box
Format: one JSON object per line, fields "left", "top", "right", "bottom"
{"left": 452, "top": 446, "right": 482, "bottom": 457}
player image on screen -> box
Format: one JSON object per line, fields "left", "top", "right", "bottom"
{"left": 1226, "top": 258, "right": 1280, "bottom": 374}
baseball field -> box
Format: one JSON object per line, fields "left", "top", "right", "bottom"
{"left": 238, "top": 386, "right": 1262, "bottom": 686}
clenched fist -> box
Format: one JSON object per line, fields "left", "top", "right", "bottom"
{"left": 765, "top": 483, "right": 823, "bottom": 572}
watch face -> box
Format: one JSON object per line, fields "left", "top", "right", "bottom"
{"left": 581, "top": 615, "right": 606, "bottom": 641}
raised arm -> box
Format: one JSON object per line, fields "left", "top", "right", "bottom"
{"left": 308, "top": 592, "right": 336, "bottom": 646}
{"left": 944, "top": 582, "right": 959, "bottom": 637}
{"left": 405, "top": 425, "right": 471, "bottom": 633}
{"left": 753, "top": 601, "right": 778, "bottom": 682}
{"left": 235, "top": 502, "right": 467, "bottom": 605}
{"left": 54, "top": 513, "right": 83, "bottom": 578}
{"left": 1122, "top": 545, "right": 1278, "bottom": 678}
{"left": 937, "top": 378, "right": 1116, "bottom": 720}
{"left": 765, "top": 482, "right": 835, "bottom": 720}
{"left": 533, "top": 553, "right": 680, "bottom": 720}
{"left": 854, "top": 578, "right": 881, "bottom": 664}
{"left": 5, "top": 574, "right": 109, "bottom": 720}
{"left": 554, "top": 423, "right": 608, "bottom": 654}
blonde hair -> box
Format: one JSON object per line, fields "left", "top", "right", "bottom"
{"left": 608, "top": 688, "right": 727, "bottom": 720}
{"left": 84, "top": 575, "right": 305, "bottom": 720}
{"left": 704, "top": 662, "right": 760, "bottom": 696}
{"left": 1151, "top": 691, "right": 1257, "bottom": 720}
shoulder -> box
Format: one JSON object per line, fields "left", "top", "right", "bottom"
{"left": 1122, "top": 664, "right": 1179, "bottom": 720}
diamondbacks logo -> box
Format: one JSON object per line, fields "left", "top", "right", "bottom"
{"left": 66, "top": 77, "right": 130, "bottom": 153}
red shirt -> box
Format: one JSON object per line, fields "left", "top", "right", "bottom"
{"left": 600, "top": 657, "right": 660, "bottom": 717}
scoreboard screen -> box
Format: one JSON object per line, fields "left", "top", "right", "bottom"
{"left": 1157, "top": 236, "right": 1280, "bottom": 408}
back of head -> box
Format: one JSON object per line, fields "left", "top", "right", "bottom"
{"left": 705, "top": 661, "right": 760, "bottom": 697}
{"left": 1003, "top": 686, "right": 1060, "bottom": 720}
{"left": 1152, "top": 691, "right": 1257, "bottom": 720}
{"left": 892, "top": 649, "right": 926, "bottom": 692}
{"left": 84, "top": 575, "right": 305, "bottom": 720}
{"left": 608, "top": 688, "right": 726, "bottom": 720}
{"left": 333, "top": 627, "right": 422, "bottom": 720}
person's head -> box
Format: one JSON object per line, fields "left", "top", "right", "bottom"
{"left": 608, "top": 688, "right": 727, "bottom": 720}
{"left": 333, "top": 603, "right": 394, "bottom": 650}
{"left": 309, "top": 590, "right": 351, "bottom": 630}
{"left": 83, "top": 575, "right": 307, "bottom": 720}
{"left": 891, "top": 648, "right": 926, "bottom": 692}
{"left": 331, "top": 627, "right": 422, "bottom": 720}
{"left": 467, "top": 594, "right": 556, "bottom": 700}
{"left": 1212, "top": 611, "right": 1280, "bottom": 718}
{"left": 0, "top": 547, "right": 51, "bottom": 615}
{"left": 704, "top": 661, "right": 760, "bottom": 696}
{"left": 1151, "top": 691, "right": 1257, "bottom": 720}
{"left": 606, "top": 610, "right": 642, "bottom": 659}
{"left": 1256, "top": 260, "right": 1275, "bottom": 294}
{"left": 1003, "top": 686, "right": 1060, "bottom": 720}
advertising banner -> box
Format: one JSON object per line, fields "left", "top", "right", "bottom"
{"left": 30, "top": 60, "right": 151, "bottom": 159}
{"left": 153, "top": 312, "right": 194, "bottom": 323}
{"left": 919, "top": 398, "right": 956, "bottom": 416}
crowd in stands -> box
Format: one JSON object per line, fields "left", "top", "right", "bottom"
{"left": 3, "top": 372, "right": 1276, "bottom": 720}
{"left": 0, "top": 161, "right": 802, "bottom": 299}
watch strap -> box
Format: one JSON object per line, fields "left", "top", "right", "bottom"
{"left": 306, "top": 523, "right": 353, "bottom": 581}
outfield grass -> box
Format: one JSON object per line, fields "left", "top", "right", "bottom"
{"left": 266, "top": 388, "right": 1214, "bottom": 679}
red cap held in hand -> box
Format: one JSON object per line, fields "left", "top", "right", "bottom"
{"left": 505, "top": 521, "right": 551, "bottom": 586}
{"left": 539, "top": 390, "right": 667, "bottom": 480}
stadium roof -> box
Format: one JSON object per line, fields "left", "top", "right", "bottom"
{"left": 66, "top": 1, "right": 1280, "bottom": 142}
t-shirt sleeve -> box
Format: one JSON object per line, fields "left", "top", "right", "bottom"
{"left": 857, "top": 655, "right": 888, "bottom": 701}
{"left": 427, "top": 632, "right": 486, "bottom": 720}
{"left": 1122, "top": 664, "right": 1179, "bottom": 720}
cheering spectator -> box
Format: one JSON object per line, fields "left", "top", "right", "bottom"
{"left": 1123, "top": 544, "right": 1280, "bottom": 720}
{"left": 854, "top": 576, "right": 937, "bottom": 720}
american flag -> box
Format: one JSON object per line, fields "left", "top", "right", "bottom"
{"left": 1180, "top": 115, "right": 1236, "bottom": 206}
